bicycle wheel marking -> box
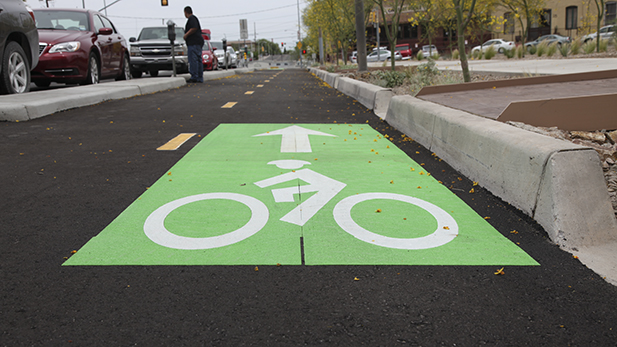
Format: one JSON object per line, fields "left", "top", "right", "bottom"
{"left": 64, "top": 124, "right": 538, "bottom": 266}
{"left": 333, "top": 193, "right": 458, "bottom": 250}
{"left": 144, "top": 193, "right": 268, "bottom": 250}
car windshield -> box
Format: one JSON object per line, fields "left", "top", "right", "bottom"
{"left": 35, "top": 10, "right": 90, "bottom": 31}
{"left": 211, "top": 41, "right": 225, "bottom": 50}
{"left": 138, "top": 27, "right": 185, "bottom": 42}
{"left": 395, "top": 46, "right": 408, "bottom": 51}
{"left": 203, "top": 41, "right": 212, "bottom": 51}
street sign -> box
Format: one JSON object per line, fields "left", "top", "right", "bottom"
{"left": 64, "top": 124, "right": 538, "bottom": 266}
{"left": 239, "top": 19, "right": 248, "bottom": 40}
{"left": 297, "top": 42, "right": 302, "bottom": 49}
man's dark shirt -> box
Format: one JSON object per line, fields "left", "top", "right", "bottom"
{"left": 185, "top": 14, "right": 204, "bottom": 46}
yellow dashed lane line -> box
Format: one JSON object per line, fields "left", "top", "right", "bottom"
{"left": 157, "top": 133, "right": 197, "bottom": 151}
{"left": 222, "top": 102, "right": 238, "bottom": 108}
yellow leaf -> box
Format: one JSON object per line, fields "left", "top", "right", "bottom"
{"left": 494, "top": 267, "right": 505, "bottom": 275}
{"left": 376, "top": 209, "right": 382, "bottom": 213}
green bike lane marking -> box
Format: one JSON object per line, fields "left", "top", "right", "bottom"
{"left": 64, "top": 123, "right": 538, "bottom": 266}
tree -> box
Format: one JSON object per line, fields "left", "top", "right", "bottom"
{"left": 500, "top": 0, "right": 545, "bottom": 49}
{"left": 453, "top": 0, "right": 478, "bottom": 82}
{"left": 594, "top": 0, "right": 605, "bottom": 52}
{"left": 371, "top": 0, "right": 409, "bottom": 71}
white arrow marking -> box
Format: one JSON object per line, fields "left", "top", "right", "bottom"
{"left": 253, "top": 125, "right": 336, "bottom": 153}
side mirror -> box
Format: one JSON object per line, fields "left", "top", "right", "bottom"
{"left": 98, "top": 27, "right": 113, "bottom": 35}
{"left": 212, "top": 47, "right": 217, "bottom": 51}
{"left": 129, "top": 37, "right": 136, "bottom": 42}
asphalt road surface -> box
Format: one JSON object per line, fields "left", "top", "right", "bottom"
{"left": 2, "top": 69, "right": 617, "bottom": 345}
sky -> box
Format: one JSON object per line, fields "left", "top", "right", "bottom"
{"left": 26, "top": 0, "right": 308, "bottom": 49}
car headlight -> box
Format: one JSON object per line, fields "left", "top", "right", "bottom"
{"left": 174, "top": 45, "right": 187, "bottom": 55}
{"left": 203, "top": 54, "right": 210, "bottom": 60}
{"left": 48, "top": 41, "right": 81, "bottom": 53}
{"left": 130, "top": 45, "right": 141, "bottom": 57}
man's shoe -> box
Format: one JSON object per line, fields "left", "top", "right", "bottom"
{"left": 187, "top": 79, "right": 197, "bottom": 83}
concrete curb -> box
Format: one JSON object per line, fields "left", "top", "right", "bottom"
{"left": 0, "top": 77, "right": 186, "bottom": 122}
{"left": 309, "top": 68, "right": 393, "bottom": 119}
{"left": 385, "top": 95, "right": 617, "bottom": 251}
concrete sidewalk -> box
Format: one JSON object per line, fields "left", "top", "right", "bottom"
{"left": 370, "top": 57, "right": 617, "bottom": 75}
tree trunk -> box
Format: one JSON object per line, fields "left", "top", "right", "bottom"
{"left": 355, "top": 0, "right": 368, "bottom": 72}
{"left": 455, "top": 0, "right": 471, "bottom": 82}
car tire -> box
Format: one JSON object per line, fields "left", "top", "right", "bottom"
{"left": 498, "top": 47, "right": 505, "bottom": 53}
{"left": 131, "top": 70, "right": 142, "bottom": 78}
{"left": 34, "top": 81, "right": 51, "bottom": 88}
{"left": 0, "top": 41, "right": 31, "bottom": 94}
{"left": 150, "top": 70, "right": 159, "bottom": 77}
{"left": 116, "top": 53, "right": 131, "bottom": 81}
{"left": 81, "top": 52, "right": 100, "bottom": 85}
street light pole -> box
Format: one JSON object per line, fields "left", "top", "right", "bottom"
{"left": 297, "top": 0, "right": 302, "bottom": 67}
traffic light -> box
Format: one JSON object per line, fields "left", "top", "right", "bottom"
{"left": 281, "top": 42, "right": 284, "bottom": 48}
{"left": 161, "top": 0, "right": 168, "bottom": 6}
{"left": 302, "top": 49, "right": 306, "bottom": 54}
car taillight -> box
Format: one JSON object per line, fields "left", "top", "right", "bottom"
{"left": 26, "top": 5, "right": 35, "bottom": 22}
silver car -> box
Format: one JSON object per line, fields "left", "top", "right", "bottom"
{"left": 211, "top": 41, "right": 235, "bottom": 68}
{"left": 367, "top": 49, "right": 402, "bottom": 62}
{"left": 583, "top": 25, "right": 616, "bottom": 42}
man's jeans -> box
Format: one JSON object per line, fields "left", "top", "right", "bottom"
{"left": 188, "top": 44, "right": 203, "bottom": 82}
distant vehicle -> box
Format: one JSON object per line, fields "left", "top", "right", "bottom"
{"left": 211, "top": 41, "right": 234, "bottom": 68}
{"left": 367, "top": 49, "right": 402, "bottom": 62}
{"left": 583, "top": 25, "right": 616, "bottom": 42}
{"left": 471, "top": 39, "right": 514, "bottom": 54}
{"left": 524, "top": 34, "right": 571, "bottom": 50}
{"left": 395, "top": 43, "right": 413, "bottom": 59}
{"left": 33, "top": 8, "right": 130, "bottom": 86}
{"left": 128, "top": 26, "right": 188, "bottom": 78}
{"left": 421, "top": 45, "right": 439, "bottom": 56}
{"left": 0, "top": 0, "right": 39, "bottom": 94}
{"left": 227, "top": 46, "right": 238, "bottom": 67}
{"left": 202, "top": 40, "right": 218, "bottom": 71}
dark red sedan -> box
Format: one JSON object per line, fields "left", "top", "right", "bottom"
{"left": 32, "top": 8, "right": 130, "bottom": 87}
{"left": 202, "top": 40, "right": 218, "bottom": 71}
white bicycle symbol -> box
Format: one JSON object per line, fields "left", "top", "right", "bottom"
{"left": 144, "top": 160, "right": 458, "bottom": 250}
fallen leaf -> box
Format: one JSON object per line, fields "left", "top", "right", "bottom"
{"left": 376, "top": 209, "right": 382, "bottom": 213}
{"left": 494, "top": 267, "right": 505, "bottom": 275}
{"left": 354, "top": 277, "right": 360, "bottom": 281}
{"left": 254, "top": 266, "right": 259, "bottom": 271}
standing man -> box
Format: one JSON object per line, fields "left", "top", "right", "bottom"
{"left": 183, "top": 6, "right": 204, "bottom": 83}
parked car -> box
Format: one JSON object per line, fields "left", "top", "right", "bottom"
{"left": 226, "top": 46, "right": 238, "bottom": 67}
{"left": 0, "top": 0, "right": 39, "bottom": 94}
{"left": 211, "top": 41, "right": 233, "bottom": 68}
{"left": 367, "top": 49, "right": 402, "bottom": 62}
{"left": 33, "top": 8, "right": 130, "bottom": 86}
{"left": 583, "top": 25, "right": 616, "bottom": 42}
{"left": 524, "top": 34, "right": 571, "bottom": 50}
{"left": 128, "top": 26, "right": 188, "bottom": 78}
{"left": 202, "top": 40, "right": 218, "bottom": 71}
{"left": 471, "top": 39, "right": 515, "bottom": 54}
{"left": 421, "top": 45, "right": 439, "bottom": 56}
{"left": 395, "top": 43, "right": 413, "bottom": 59}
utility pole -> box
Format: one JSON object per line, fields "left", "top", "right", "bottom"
{"left": 355, "top": 0, "right": 367, "bottom": 72}
{"left": 297, "top": 0, "right": 302, "bottom": 67}
{"left": 82, "top": 1, "right": 85, "bottom": 9}
{"left": 319, "top": 27, "right": 324, "bottom": 66}
{"left": 103, "top": 0, "right": 107, "bottom": 15}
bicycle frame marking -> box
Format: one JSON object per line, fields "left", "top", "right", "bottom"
{"left": 63, "top": 124, "right": 538, "bottom": 266}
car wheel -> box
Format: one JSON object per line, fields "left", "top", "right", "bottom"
{"left": 116, "top": 54, "right": 131, "bottom": 81}
{"left": 498, "top": 47, "right": 505, "bottom": 53}
{"left": 131, "top": 70, "right": 142, "bottom": 78}
{"left": 34, "top": 81, "right": 51, "bottom": 88}
{"left": 150, "top": 70, "right": 159, "bottom": 77}
{"left": 81, "top": 53, "right": 100, "bottom": 85}
{"left": 0, "top": 41, "right": 31, "bottom": 94}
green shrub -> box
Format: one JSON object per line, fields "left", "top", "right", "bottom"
{"left": 416, "top": 51, "right": 424, "bottom": 60}
{"left": 504, "top": 47, "right": 515, "bottom": 58}
{"left": 431, "top": 53, "right": 439, "bottom": 60}
{"left": 527, "top": 45, "right": 537, "bottom": 55}
{"left": 417, "top": 58, "right": 440, "bottom": 86}
{"left": 600, "top": 39, "right": 609, "bottom": 52}
{"left": 376, "top": 70, "right": 406, "bottom": 88}
{"left": 472, "top": 49, "right": 480, "bottom": 59}
{"left": 451, "top": 49, "right": 459, "bottom": 59}
{"left": 484, "top": 45, "right": 497, "bottom": 59}
{"left": 326, "top": 65, "right": 335, "bottom": 73}
{"left": 558, "top": 43, "right": 570, "bottom": 57}
{"left": 570, "top": 39, "right": 581, "bottom": 55}
{"left": 536, "top": 41, "right": 548, "bottom": 56}
{"left": 547, "top": 42, "right": 558, "bottom": 56}
{"left": 583, "top": 40, "right": 596, "bottom": 53}
{"left": 515, "top": 45, "right": 524, "bottom": 58}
